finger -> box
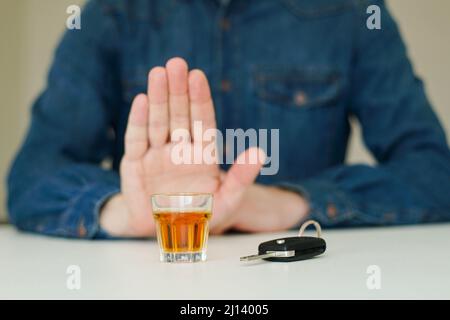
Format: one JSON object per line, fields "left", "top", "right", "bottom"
{"left": 211, "top": 148, "right": 265, "bottom": 234}
{"left": 219, "top": 147, "right": 266, "bottom": 204}
{"left": 124, "top": 94, "right": 149, "bottom": 161}
{"left": 188, "top": 69, "right": 216, "bottom": 142}
{"left": 166, "top": 57, "right": 190, "bottom": 141}
{"left": 148, "top": 67, "right": 169, "bottom": 147}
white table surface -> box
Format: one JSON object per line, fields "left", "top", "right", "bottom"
{"left": 1, "top": 223, "right": 449, "bottom": 299}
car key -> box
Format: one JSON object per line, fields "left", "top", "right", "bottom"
{"left": 240, "top": 220, "right": 326, "bottom": 262}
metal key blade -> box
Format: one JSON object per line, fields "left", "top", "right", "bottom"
{"left": 240, "top": 252, "right": 277, "bottom": 262}
{"left": 240, "top": 250, "right": 296, "bottom": 262}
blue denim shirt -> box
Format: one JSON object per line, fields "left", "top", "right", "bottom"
{"left": 7, "top": 0, "right": 450, "bottom": 238}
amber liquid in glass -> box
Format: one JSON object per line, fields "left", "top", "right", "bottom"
{"left": 154, "top": 211, "right": 211, "bottom": 252}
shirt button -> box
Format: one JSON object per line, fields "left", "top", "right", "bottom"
{"left": 327, "top": 204, "right": 337, "bottom": 219}
{"left": 383, "top": 212, "right": 396, "bottom": 222}
{"left": 219, "top": 18, "right": 231, "bottom": 31}
{"left": 221, "top": 79, "right": 232, "bottom": 92}
{"left": 78, "top": 222, "right": 87, "bottom": 237}
{"left": 294, "top": 90, "right": 308, "bottom": 107}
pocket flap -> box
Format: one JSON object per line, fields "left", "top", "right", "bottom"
{"left": 253, "top": 66, "right": 342, "bottom": 109}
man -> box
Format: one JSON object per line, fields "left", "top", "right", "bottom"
{"left": 7, "top": 0, "right": 450, "bottom": 238}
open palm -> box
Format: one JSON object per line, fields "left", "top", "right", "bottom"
{"left": 120, "top": 58, "right": 264, "bottom": 236}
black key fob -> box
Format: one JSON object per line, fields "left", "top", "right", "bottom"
{"left": 240, "top": 220, "right": 327, "bottom": 263}
{"left": 258, "top": 236, "right": 326, "bottom": 262}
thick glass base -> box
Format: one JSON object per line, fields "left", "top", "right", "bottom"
{"left": 160, "top": 251, "right": 206, "bottom": 263}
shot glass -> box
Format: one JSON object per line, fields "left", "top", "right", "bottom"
{"left": 151, "top": 193, "right": 213, "bottom": 263}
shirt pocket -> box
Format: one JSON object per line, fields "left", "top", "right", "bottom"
{"left": 252, "top": 65, "right": 343, "bottom": 112}
{"left": 248, "top": 65, "right": 347, "bottom": 182}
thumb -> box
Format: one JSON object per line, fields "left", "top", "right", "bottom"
{"left": 219, "top": 147, "right": 266, "bottom": 204}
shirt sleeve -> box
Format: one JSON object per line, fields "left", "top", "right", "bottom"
{"left": 281, "top": 0, "right": 450, "bottom": 228}
{"left": 7, "top": 0, "right": 123, "bottom": 238}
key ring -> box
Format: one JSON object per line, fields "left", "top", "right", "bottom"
{"left": 298, "top": 220, "right": 322, "bottom": 238}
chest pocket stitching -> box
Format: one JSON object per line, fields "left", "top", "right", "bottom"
{"left": 253, "top": 67, "right": 343, "bottom": 110}
{"left": 280, "top": 0, "right": 357, "bottom": 18}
